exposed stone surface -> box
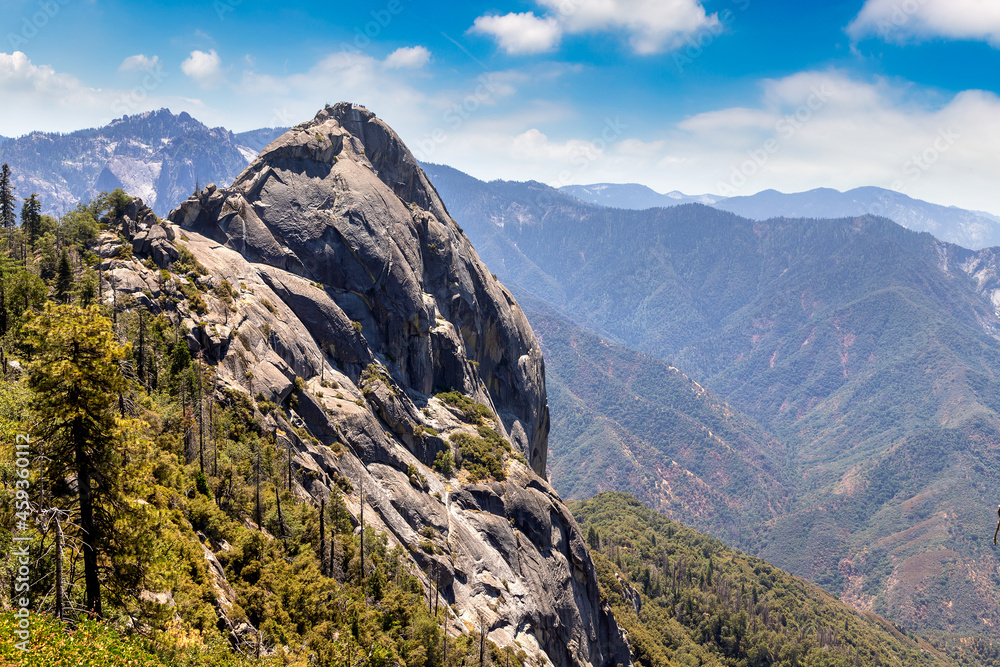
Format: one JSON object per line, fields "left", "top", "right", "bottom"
{"left": 105, "top": 104, "right": 629, "bottom": 667}
{"left": 174, "top": 103, "right": 548, "bottom": 472}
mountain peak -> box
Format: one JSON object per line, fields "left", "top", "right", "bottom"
{"left": 242, "top": 102, "right": 450, "bottom": 223}
{"left": 173, "top": 104, "right": 549, "bottom": 474}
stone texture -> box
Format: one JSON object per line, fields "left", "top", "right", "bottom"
{"left": 105, "top": 103, "right": 631, "bottom": 667}
{"left": 174, "top": 103, "right": 548, "bottom": 473}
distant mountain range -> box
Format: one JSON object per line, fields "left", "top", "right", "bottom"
{"left": 562, "top": 182, "right": 1000, "bottom": 250}
{"left": 560, "top": 182, "right": 723, "bottom": 209}
{"left": 0, "top": 109, "right": 287, "bottom": 217}
{"left": 6, "top": 108, "right": 997, "bottom": 251}
{"left": 425, "top": 161, "right": 1000, "bottom": 645}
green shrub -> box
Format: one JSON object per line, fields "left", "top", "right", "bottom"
{"left": 213, "top": 278, "right": 237, "bottom": 304}
{"left": 450, "top": 428, "right": 510, "bottom": 482}
{"left": 174, "top": 244, "right": 208, "bottom": 276}
{"left": 415, "top": 424, "right": 438, "bottom": 438}
{"left": 435, "top": 391, "right": 493, "bottom": 424}
{"left": 433, "top": 449, "right": 454, "bottom": 476}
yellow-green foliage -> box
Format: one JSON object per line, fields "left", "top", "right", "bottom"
{"left": 434, "top": 391, "right": 493, "bottom": 424}
{"left": 0, "top": 612, "right": 170, "bottom": 666}
{"left": 449, "top": 425, "right": 510, "bottom": 482}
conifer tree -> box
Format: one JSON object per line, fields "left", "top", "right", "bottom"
{"left": 20, "top": 193, "right": 42, "bottom": 244}
{"left": 23, "top": 304, "right": 132, "bottom": 617}
{"left": 55, "top": 248, "right": 73, "bottom": 303}
{"left": 0, "top": 164, "right": 16, "bottom": 236}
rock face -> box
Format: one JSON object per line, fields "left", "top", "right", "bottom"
{"left": 174, "top": 103, "right": 549, "bottom": 473}
{"left": 105, "top": 103, "right": 628, "bottom": 667}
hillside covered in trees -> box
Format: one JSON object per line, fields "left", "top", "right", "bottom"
{"left": 0, "top": 178, "right": 501, "bottom": 666}
{"left": 570, "top": 493, "right": 986, "bottom": 667}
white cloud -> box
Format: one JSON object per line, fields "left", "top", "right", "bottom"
{"left": 119, "top": 54, "right": 159, "bottom": 72}
{"left": 470, "top": 0, "right": 717, "bottom": 55}
{"left": 420, "top": 70, "right": 1000, "bottom": 216}
{"left": 540, "top": 0, "right": 719, "bottom": 54}
{"left": 848, "top": 0, "right": 1000, "bottom": 45}
{"left": 0, "top": 51, "right": 200, "bottom": 136}
{"left": 383, "top": 46, "right": 431, "bottom": 70}
{"left": 181, "top": 49, "right": 223, "bottom": 88}
{"left": 512, "top": 128, "right": 604, "bottom": 164}
{"left": 470, "top": 12, "right": 562, "bottom": 55}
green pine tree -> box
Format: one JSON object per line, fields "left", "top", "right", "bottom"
{"left": 0, "top": 165, "right": 16, "bottom": 248}
{"left": 55, "top": 248, "right": 73, "bottom": 303}
{"left": 20, "top": 193, "right": 42, "bottom": 244}
{"left": 23, "top": 304, "right": 134, "bottom": 617}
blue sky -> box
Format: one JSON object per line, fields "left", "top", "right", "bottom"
{"left": 5, "top": 0, "right": 1000, "bottom": 213}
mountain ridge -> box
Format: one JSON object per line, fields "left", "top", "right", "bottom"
{"left": 424, "top": 162, "right": 1000, "bottom": 650}
{"left": 560, "top": 182, "right": 724, "bottom": 209}
{"left": 561, "top": 181, "right": 1000, "bottom": 250}
{"left": 0, "top": 108, "right": 287, "bottom": 217}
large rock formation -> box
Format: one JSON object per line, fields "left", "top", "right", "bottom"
{"left": 104, "top": 103, "right": 629, "bottom": 667}
{"left": 173, "top": 103, "right": 548, "bottom": 473}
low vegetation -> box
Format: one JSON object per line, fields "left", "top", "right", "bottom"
{"left": 571, "top": 492, "right": 948, "bottom": 667}
{"left": 0, "top": 182, "right": 512, "bottom": 666}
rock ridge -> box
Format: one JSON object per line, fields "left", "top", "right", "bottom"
{"left": 99, "top": 104, "right": 629, "bottom": 667}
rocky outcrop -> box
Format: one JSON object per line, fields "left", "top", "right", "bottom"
{"left": 173, "top": 103, "right": 548, "bottom": 473}
{"left": 103, "top": 104, "right": 628, "bottom": 667}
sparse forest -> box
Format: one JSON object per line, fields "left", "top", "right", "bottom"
{"left": 0, "top": 166, "right": 505, "bottom": 666}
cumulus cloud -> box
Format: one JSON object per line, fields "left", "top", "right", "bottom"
{"left": 119, "top": 54, "right": 160, "bottom": 72}
{"left": 469, "top": 12, "right": 562, "bottom": 55}
{"left": 0, "top": 51, "right": 198, "bottom": 135}
{"left": 541, "top": 0, "right": 719, "bottom": 53}
{"left": 181, "top": 49, "right": 223, "bottom": 88}
{"left": 421, "top": 70, "right": 1000, "bottom": 216}
{"left": 848, "top": 0, "right": 1000, "bottom": 45}
{"left": 470, "top": 0, "right": 717, "bottom": 55}
{"left": 383, "top": 46, "right": 432, "bottom": 70}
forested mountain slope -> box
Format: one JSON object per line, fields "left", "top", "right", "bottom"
{"left": 426, "top": 163, "right": 1000, "bottom": 651}
{"left": 517, "top": 292, "right": 790, "bottom": 552}
{"left": 571, "top": 493, "right": 962, "bottom": 667}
